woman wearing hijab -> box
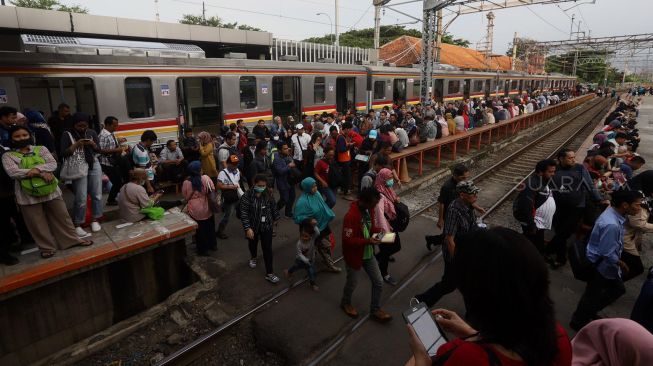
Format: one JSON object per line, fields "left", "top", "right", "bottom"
{"left": 373, "top": 168, "right": 402, "bottom": 286}
{"left": 571, "top": 318, "right": 653, "bottom": 366}
{"left": 2, "top": 125, "right": 92, "bottom": 258}
{"left": 60, "top": 113, "right": 103, "bottom": 236}
{"left": 294, "top": 177, "right": 341, "bottom": 272}
{"left": 197, "top": 131, "right": 218, "bottom": 183}
{"left": 182, "top": 161, "right": 217, "bottom": 256}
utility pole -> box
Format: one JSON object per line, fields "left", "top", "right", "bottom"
{"left": 373, "top": 0, "right": 390, "bottom": 50}
{"left": 511, "top": 32, "right": 518, "bottom": 71}
{"left": 569, "top": 14, "right": 575, "bottom": 40}
{"left": 434, "top": 9, "right": 443, "bottom": 63}
{"left": 420, "top": 0, "right": 456, "bottom": 105}
{"left": 155, "top": 0, "right": 160, "bottom": 22}
{"left": 202, "top": 1, "right": 206, "bottom": 25}
{"left": 603, "top": 48, "right": 609, "bottom": 88}
{"left": 335, "top": 0, "right": 340, "bottom": 46}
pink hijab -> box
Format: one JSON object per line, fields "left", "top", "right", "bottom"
{"left": 197, "top": 131, "right": 212, "bottom": 145}
{"left": 374, "top": 168, "right": 398, "bottom": 218}
{"left": 571, "top": 318, "right": 653, "bottom": 366}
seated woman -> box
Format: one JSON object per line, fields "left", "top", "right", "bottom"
{"left": 118, "top": 169, "right": 164, "bottom": 223}
{"left": 1, "top": 125, "right": 92, "bottom": 258}
{"left": 406, "top": 227, "right": 572, "bottom": 366}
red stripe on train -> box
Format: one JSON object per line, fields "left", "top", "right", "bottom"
{"left": 372, "top": 100, "right": 393, "bottom": 106}
{"left": 116, "top": 119, "right": 177, "bottom": 131}
{"left": 302, "top": 105, "right": 337, "bottom": 112}
{"left": 223, "top": 110, "right": 273, "bottom": 119}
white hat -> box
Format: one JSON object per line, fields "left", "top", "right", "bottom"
{"left": 295, "top": 123, "right": 304, "bottom": 130}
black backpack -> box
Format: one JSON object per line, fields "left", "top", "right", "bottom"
{"left": 389, "top": 201, "right": 410, "bottom": 232}
{"left": 568, "top": 237, "right": 600, "bottom": 282}
{"left": 328, "top": 162, "right": 342, "bottom": 189}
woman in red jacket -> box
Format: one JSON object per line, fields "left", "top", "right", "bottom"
{"left": 340, "top": 187, "right": 392, "bottom": 323}
{"left": 406, "top": 227, "right": 572, "bottom": 366}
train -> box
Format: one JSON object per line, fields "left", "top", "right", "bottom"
{"left": 0, "top": 34, "right": 576, "bottom": 144}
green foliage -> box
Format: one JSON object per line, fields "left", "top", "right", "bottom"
{"left": 505, "top": 38, "right": 539, "bottom": 58}
{"left": 545, "top": 51, "right": 623, "bottom": 86}
{"left": 303, "top": 26, "right": 469, "bottom": 48}
{"left": 179, "top": 14, "right": 262, "bottom": 31}
{"left": 10, "top": 0, "right": 88, "bottom": 13}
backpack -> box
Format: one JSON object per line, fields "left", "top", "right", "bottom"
{"left": 327, "top": 162, "right": 342, "bottom": 189}
{"left": 9, "top": 146, "right": 59, "bottom": 197}
{"left": 568, "top": 238, "right": 599, "bottom": 282}
{"left": 390, "top": 200, "right": 410, "bottom": 232}
{"left": 551, "top": 165, "right": 585, "bottom": 208}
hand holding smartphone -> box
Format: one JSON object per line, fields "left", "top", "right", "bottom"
{"left": 403, "top": 302, "right": 448, "bottom": 357}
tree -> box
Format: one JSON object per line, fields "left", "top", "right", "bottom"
{"left": 303, "top": 26, "right": 470, "bottom": 48}
{"left": 505, "top": 38, "right": 541, "bottom": 58}
{"left": 10, "top": 0, "right": 89, "bottom": 13}
{"left": 544, "top": 50, "right": 622, "bottom": 85}
{"left": 179, "top": 14, "right": 262, "bottom": 31}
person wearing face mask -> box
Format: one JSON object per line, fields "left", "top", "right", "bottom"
{"left": 60, "top": 113, "right": 103, "bottom": 236}
{"left": 117, "top": 169, "right": 164, "bottom": 223}
{"left": 216, "top": 155, "right": 243, "bottom": 239}
{"left": 373, "top": 168, "right": 402, "bottom": 286}
{"left": 2, "top": 125, "right": 92, "bottom": 259}
{"left": 240, "top": 174, "right": 281, "bottom": 284}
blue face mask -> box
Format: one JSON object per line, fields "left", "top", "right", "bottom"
{"left": 253, "top": 186, "right": 266, "bottom": 193}
{"left": 385, "top": 179, "right": 394, "bottom": 188}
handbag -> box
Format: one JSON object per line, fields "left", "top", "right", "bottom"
{"left": 220, "top": 169, "right": 240, "bottom": 204}
{"left": 208, "top": 189, "right": 221, "bottom": 213}
{"left": 60, "top": 132, "right": 89, "bottom": 180}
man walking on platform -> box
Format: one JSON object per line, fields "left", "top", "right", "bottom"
{"left": 415, "top": 181, "right": 481, "bottom": 307}
{"left": 570, "top": 189, "right": 642, "bottom": 331}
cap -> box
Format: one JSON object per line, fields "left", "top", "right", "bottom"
{"left": 228, "top": 154, "right": 240, "bottom": 164}
{"left": 295, "top": 123, "right": 304, "bottom": 130}
{"left": 16, "top": 112, "right": 25, "bottom": 121}
{"left": 368, "top": 129, "right": 378, "bottom": 139}
{"left": 456, "top": 180, "right": 480, "bottom": 195}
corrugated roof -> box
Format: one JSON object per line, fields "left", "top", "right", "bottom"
{"left": 379, "top": 35, "right": 544, "bottom": 73}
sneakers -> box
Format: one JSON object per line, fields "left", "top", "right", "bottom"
{"left": 372, "top": 309, "right": 393, "bottom": 323}
{"left": 248, "top": 258, "right": 257, "bottom": 269}
{"left": 383, "top": 274, "right": 398, "bottom": 286}
{"left": 91, "top": 221, "right": 102, "bottom": 232}
{"left": 341, "top": 303, "right": 359, "bottom": 318}
{"left": 265, "top": 273, "right": 280, "bottom": 284}
{"left": 75, "top": 227, "right": 90, "bottom": 237}
{"left": 0, "top": 253, "right": 19, "bottom": 266}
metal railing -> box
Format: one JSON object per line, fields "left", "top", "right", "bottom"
{"left": 270, "top": 38, "right": 376, "bottom": 64}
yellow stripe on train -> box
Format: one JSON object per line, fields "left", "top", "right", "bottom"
{"left": 116, "top": 126, "right": 179, "bottom": 138}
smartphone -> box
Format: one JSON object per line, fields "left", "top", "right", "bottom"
{"left": 403, "top": 302, "right": 448, "bottom": 357}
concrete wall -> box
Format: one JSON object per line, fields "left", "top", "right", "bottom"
{"left": 0, "top": 240, "right": 194, "bottom": 366}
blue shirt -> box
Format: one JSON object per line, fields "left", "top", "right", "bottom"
{"left": 620, "top": 164, "right": 634, "bottom": 180}
{"left": 586, "top": 207, "right": 626, "bottom": 280}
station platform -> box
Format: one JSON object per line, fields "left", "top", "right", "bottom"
{"left": 0, "top": 210, "right": 197, "bottom": 366}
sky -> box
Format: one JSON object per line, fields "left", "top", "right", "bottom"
{"left": 20, "top": 0, "right": 653, "bottom": 69}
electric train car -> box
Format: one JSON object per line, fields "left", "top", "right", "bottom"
{"left": 0, "top": 34, "right": 576, "bottom": 144}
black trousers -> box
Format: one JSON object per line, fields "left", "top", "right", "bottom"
{"left": 248, "top": 229, "right": 274, "bottom": 274}
{"left": 376, "top": 233, "right": 402, "bottom": 277}
{"left": 572, "top": 269, "right": 626, "bottom": 325}
{"left": 0, "top": 196, "right": 33, "bottom": 253}
{"left": 621, "top": 251, "right": 645, "bottom": 282}
{"left": 521, "top": 225, "right": 545, "bottom": 255}
{"left": 548, "top": 207, "right": 582, "bottom": 263}
{"left": 416, "top": 251, "right": 456, "bottom": 307}
{"left": 338, "top": 161, "right": 352, "bottom": 194}
{"left": 101, "top": 164, "right": 124, "bottom": 203}
{"left": 195, "top": 216, "right": 217, "bottom": 254}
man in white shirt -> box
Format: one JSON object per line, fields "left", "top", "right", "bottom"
{"left": 322, "top": 115, "right": 339, "bottom": 139}
{"left": 291, "top": 124, "right": 311, "bottom": 170}
{"left": 216, "top": 154, "right": 243, "bottom": 239}
{"left": 159, "top": 140, "right": 186, "bottom": 182}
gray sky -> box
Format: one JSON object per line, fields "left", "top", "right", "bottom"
{"left": 45, "top": 0, "right": 652, "bottom": 65}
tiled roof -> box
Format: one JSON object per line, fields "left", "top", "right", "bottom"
{"left": 379, "top": 35, "right": 544, "bottom": 73}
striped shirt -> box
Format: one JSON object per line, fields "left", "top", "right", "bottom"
{"left": 240, "top": 190, "right": 280, "bottom": 233}
{"left": 98, "top": 128, "right": 118, "bottom": 166}
{"left": 443, "top": 198, "right": 477, "bottom": 261}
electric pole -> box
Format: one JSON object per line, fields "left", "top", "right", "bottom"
{"left": 202, "top": 1, "right": 206, "bottom": 25}
{"left": 335, "top": 0, "right": 340, "bottom": 46}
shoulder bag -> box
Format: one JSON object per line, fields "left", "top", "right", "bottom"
{"left": 59, "top": 132, "right": 88, "bottom": 181}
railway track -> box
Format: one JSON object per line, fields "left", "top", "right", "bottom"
{"left": 156, "top": 97, "right": 612, "bottom": 366}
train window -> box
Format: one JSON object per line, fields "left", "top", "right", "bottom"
{"left": 447, "top": 80, "right": 460, "bottom": 94}
{"left": 314, "top": 77, "right": 326, "bottom": 103}
{"left": 373, "top": 81, "right": 386, "bottom": 100}
{"left": 239, "top": 76, "right": 257, "bottom": 109}
{"left": 412, "top": 79, "right": 421, "bottom": 98}
{"left": 18, "top": 77, "right": 98, "bottom": 125}
{"left": 511, "top": 80, "right": 519, "bottom": 90}
{"left": 473, "top": 80, "right": 484, "bottom": 92}
{"left": 125, "top": 78, "right": 154, "bottom": 118}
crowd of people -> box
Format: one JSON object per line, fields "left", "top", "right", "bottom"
{"left": 2, "top": 86, "right": 651, "bottom": 365}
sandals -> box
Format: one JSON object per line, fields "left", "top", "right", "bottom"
{"left": 78, "top": 240, "right": 94, "bottom": 247}
{"left": 40, "top": 251, "right": 56, "bottom": 259}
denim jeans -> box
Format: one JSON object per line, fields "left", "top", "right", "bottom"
{"left": 220, "top": 200, "right": 237, "bottom": 227}
{"left": 319, "top": 187, "right": 336, "bottom": 208}
{"left": 72, "top": 158, "right": 103, "bottom": 225}
{"left": 288, "top": 259, "right": 316, "bottom": 283}
{"left": 341, "top": 256, "right": 383, "bottom": 312}
{"left": 277, "top": 187, "right": 296, "bottom": 217}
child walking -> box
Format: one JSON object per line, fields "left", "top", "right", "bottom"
{"left": 285, "top": 219, "right": 320, "bottom": 291}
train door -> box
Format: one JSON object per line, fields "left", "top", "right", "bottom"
{"left": 485, "top": 79, "right": 491, "bottom": 98}
{"left": 393, "top": 78, "right": 407, "bottom": 105}
{"left": 17, "top": 77, "right": 98, "bottom": 129}
{"left": 336, "top": 77, "right": 355, "bottom": 112}
{"left": 177, "top": 77, "right": 222, "bottom": 134}
{"left": 272, "top": 76, "right": 301, "bottom": 120}
{"left": 463, "top": 79, "right": 471, "bottom": 100}
{"left": 504, "top": 80, "right": 510, "bottom": 96}
{"left": 432, "top": 79, "right": 444, "bottom": 103}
